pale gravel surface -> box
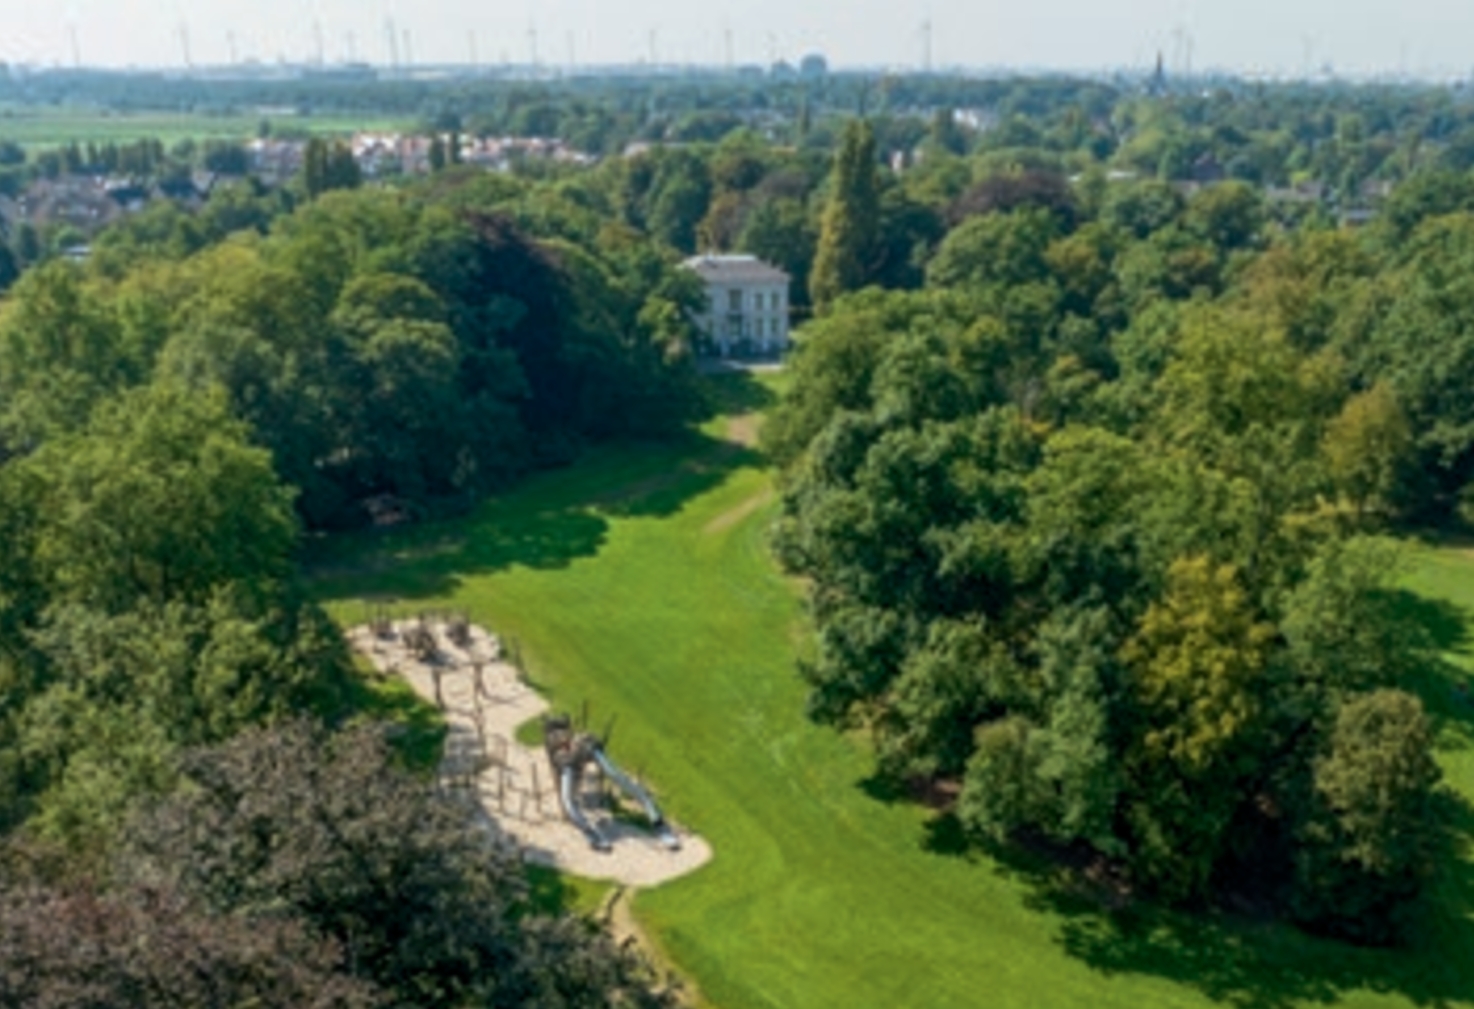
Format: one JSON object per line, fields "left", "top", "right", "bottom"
{"left": 348, "top": 621, "right": 713, "bottom": 888}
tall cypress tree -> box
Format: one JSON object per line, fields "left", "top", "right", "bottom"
{"left": 301, "top": 138, "right": 328, "bottom": 199}
{"left": 809, "top": 119, "right": 879, "bottom": 313}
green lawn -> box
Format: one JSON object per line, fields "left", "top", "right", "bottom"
{"left": 311, "top": 375, "right": 1474, "bottom": 1009}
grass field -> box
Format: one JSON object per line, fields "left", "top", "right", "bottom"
{"left": 310, "top": 374, "right": 1474, "bottom": 1009}
{"left": 0, "top": 106, "right": 406, "bottom": 148}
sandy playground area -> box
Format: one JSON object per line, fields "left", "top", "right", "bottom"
{"left": 347, "top": 617, "right": 713, "bottom": 888}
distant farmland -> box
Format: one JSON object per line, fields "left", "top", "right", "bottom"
{"left": 0, "top": 106, "right": 408, "bottom": 147}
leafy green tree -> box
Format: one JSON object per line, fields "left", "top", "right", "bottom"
{"left": 27, "top": 382, "right": 296, "bottom": 613}
{"left": 1114, "top": 225, "right": 1222, "bottom": 307}
{"left": 1043, "top": 223, "right": 1119, "bottom": 321}
{"left": 17, "top": 590, "right": 351, "bottom": 849}
{"left": 872, "top": 185, "right": 944, "bottom": 291}
{"left": 1101, "top": 179, "right": 1185, "bottom": 239}
{"left": 1, "top": 385, "right": 350, "bottom": 848}
{"left": 1281, "top": 536, "right": 1433, "bottom": 698}
{"left": 0, "top": 263, "right": 126, "bottom": 450}
{"left": 0, "top": 464, "right": 45, "bottom": 830}
{"left": 958, "top": 716, "right": 1041, "bottom": 841}
{"left": 926, "top": 207, "right": 1060, "bottom": 291}
{"left": 350, "top": 319, "right": 468, "bottom": 500}
{"left": 1345, "top": 214, "right": 1474, "bottom": 519}
{"left": 738, "top": 198, "right": 816, "bottom": 309}
{"left": 881, "top": 622, "right": 1011, "bottom": 780}
{"left": 1321, "top": 383, "right": 1412, "bottom": 518}
{"left": 1026, "top": 607, "right": 1123, "bottom": 852}
{"left": 1183, "top": 180, "right": 1265, "bottom": 251}
{"left": 762, "top": 289, "right": 980, "bottom": 465}
{"left": 1122, "top": 556, "right": 1276, "bottom": 901}
{"left": 1292, "top": 690, "right": 1445, "bottom": 943}
{"left": 1377, "top": 169, "right": 1474, "bottom": 245}
{"left": 958, "top": 607, "right": 1123, "bottom": 852}
{"left": 1151, "top": 307, "right": 1341, "bottom": 553}
{"left": 810, "top": 119, "right": 880, "bottom": 311}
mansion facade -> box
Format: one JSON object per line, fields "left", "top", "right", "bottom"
{"left": 682, "top": 254, "right": 791, "bottom": 357}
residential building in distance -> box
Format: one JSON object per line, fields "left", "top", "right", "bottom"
{"left": 682, "top": 254, "right": 791, "bottom": 357}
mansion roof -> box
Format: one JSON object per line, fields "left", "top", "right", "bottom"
{"left": 682, "top": 254, "right": 789, "bottom": 285}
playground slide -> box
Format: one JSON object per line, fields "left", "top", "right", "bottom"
{"left": 559, "top": 766, "right": 612, "bottom": 852}
{"left": 591, "top": 747, "right": 682, "bottom": 851}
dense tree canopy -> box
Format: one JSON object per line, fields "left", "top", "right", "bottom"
{"left": 768, "top": 138, "right": 1466, "bottom": 941}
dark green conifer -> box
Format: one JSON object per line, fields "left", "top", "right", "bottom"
{"left": 809, "top": 119, "right": 879, "bottom": 313}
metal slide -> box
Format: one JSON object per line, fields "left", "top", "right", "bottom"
{"left": 591, "top": 747, "right": 682, "bottom": 851}
{"left": 559, "top": 766, "right": 612, "bottom": 852}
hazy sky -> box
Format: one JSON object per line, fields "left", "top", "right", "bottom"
{"left": 6, "top": 0, "right": 1474, "bottom": 78}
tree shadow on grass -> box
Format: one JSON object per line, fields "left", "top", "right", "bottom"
{"left": 1386, "top": 589, "right": 1470, "bottom": 653}
{"left": 1384, "top": 588, "right": 1474, "bottom": 750}
{"left": 522, "top": 862, "right": 579, "bottom": 917}
{"left": 305, "top": 424, "right": 763, "bottom": 603}
{"left": 693, "top": 370, "right": 779, "bottom": 422}
{"left": 857, "top": 678, "right": 1474, "bottom": 1005}
{"left": 951, "top": 795, "right": 1474, "bottom": 1009}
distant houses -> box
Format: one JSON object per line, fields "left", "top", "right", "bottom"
{"left": 0, "top": 133, "right": 594, "bottom": 241}
{"left": 682, "top": 254, "right": 791, "bottom": 358}
{"left": 344, "top": 133, "right": 594, "bottom": 179}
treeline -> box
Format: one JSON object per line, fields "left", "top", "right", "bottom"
{"left": 767, "top": 120, "right": 1473, "bottom": 942}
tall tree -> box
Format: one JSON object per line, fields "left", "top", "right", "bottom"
{"left": 809, "top": 119, "right": 880, "bottom": 312}
{"left": 301, "top": 138, "right": 328, "bottom": 199}
{"left": 1122, "top": 556, "right": 1276, "bottom": 901}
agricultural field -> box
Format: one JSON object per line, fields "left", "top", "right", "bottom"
{"left": 310, "top": 374, "right": 1474, "bottom": 1009}
{"left": 0, "top": 104, "right": 405, "bottom": 147}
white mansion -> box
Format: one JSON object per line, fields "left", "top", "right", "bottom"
{"left": 682, "top": 254, "right": 791, "bottom": 357}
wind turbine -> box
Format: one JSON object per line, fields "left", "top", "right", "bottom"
{"left": 177, "top": 20, "right": 193, "bottom": 70}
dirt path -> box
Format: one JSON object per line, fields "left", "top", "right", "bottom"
{"left": 725, "top": 412, "right": 762, "bottom": 448}
{"left": 703, "top": 487, "right": 776, "bottom": 535}
{"left": 348, "top": 620, "right": 713, "bottom": 888}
